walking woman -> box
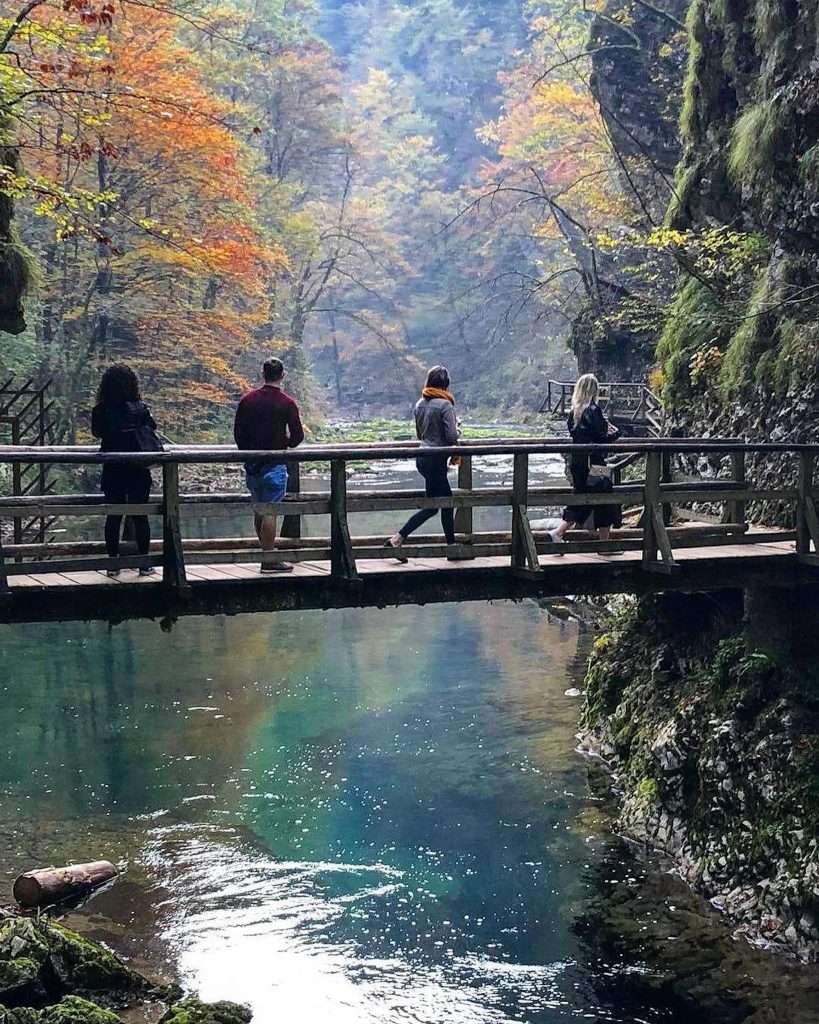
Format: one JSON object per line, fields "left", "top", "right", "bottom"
{"left": 91, "top": 364, "right": 161, "bottom": 576}
{"left": 547, "top": 373, "right": 622, "bottom": 554}
{"left": 385, "top": 365, "right": 459, "bottom": 561}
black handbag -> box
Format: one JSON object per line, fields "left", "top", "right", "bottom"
{"left": 134, "top": 423, "right": 163, "bottom": 454}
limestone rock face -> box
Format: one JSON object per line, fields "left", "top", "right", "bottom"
{"left": 657, "top": 0, "right": 819, "bottom": 450}
{"left": 582, "top": 592, "right": 819, "bottom": 962}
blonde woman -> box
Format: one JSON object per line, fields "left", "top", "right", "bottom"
{"left": 547, "top": 373, "right": 622, "bottom": 554}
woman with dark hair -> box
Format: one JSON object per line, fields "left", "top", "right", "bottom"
{"left": 91, "top": 364, "right": 161, "bottom": 576}
{"left": 385, "top": 365, "right": 460, "bottom": 561}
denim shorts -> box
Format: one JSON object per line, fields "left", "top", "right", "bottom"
{"left": 245, "top": 463, "right": 288, "bottom": 507}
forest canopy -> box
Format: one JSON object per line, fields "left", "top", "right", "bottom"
{"left": 0, "top": 0, "right": 686, "bottom": 439}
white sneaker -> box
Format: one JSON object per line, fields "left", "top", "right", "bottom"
{"left": 547, "top": 530, "right": 565, "bottom": 556}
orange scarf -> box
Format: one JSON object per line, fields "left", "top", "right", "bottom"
{"left": 422, "top": 386, "right": 455, "bottom": 404}
{"left": 421, "top": 387, "right": 460, "bottom": 465}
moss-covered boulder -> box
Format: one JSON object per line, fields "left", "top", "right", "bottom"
{"left": 44, "top": 923, "right": 141, "bottom": 996}
{"left": 0, "top": 920, "right": 52, "bottom": 1006}
{"left": 0, "top": 918, "right": 147, "bottom": 1009}
{"left": 39, "top": 996, "right": 120, "bottom": 1024}
{"left": 159, "top": 998, "right": 252, "bottom": 1024}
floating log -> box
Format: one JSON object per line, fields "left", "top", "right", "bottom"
{"left": 13, "top": 860, "right": 118, "bottom": 909}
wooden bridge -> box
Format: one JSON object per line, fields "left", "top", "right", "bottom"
{"left": 0, "top": 437, "right": 817, "bottom": 625}
{"left": 541, "top": 380, "right": 665, "bottom": 436}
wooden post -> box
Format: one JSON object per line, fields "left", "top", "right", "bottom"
{"left": 330, "top": 459, "right": 358, "bottom": 581}
{"left": 726, "top": 450, "right": 746, "bottom": 527}
{"left": 642, "top": 450, "right": 660, "bottom": 566}
{"left": 642, "top": 450, "right": 677, "bottom": 573}
{"left": 511, "top": 452, "right": 539, "bottom": 570}
{"left": 454, "top": 455, "right": 473, "bottom": 537}
{"left": 797, "top": 451, "right": 819, "bottom": 555}
{"left": 11, "top": 418, "right": 21, "bottom": 551}
{"left": 280, "top": 460, "right": 302, "bottom": 539}
{"left": 0, "top": 522, "right": 9, "bottom": 597}
{"left": 661, "top": 449, "right": 672, "bottom": 525}
{"left": 162, "top": 461, "right": 187, "bottom": 589}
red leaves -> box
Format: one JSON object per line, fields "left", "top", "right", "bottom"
{"left": 61, "top": 0, "right": 115, "bottom": 26}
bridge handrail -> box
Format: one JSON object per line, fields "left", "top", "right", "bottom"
{"left": 2, "top": 438, "right": 819, "bottom": 464}
{"left": 0, "top": 439, "right": 817, "bottom": 592}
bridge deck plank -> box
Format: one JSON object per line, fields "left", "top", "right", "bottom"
{"left": 1, "top": 540, "right": 800, "bottom": 597}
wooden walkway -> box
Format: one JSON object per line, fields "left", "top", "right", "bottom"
{"left": 1, "top": 538, "right": 805, "bottom": 625}
{"left": 1, "top": 436, "right": 818, "bottom": 624}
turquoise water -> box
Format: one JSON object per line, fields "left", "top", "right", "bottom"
{"left": 1, "top": 601, "right": 817, "bottom": 1022}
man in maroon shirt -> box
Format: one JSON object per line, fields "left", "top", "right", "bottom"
{"left": 234, "top": 357, "right": 304, "bottom": 573}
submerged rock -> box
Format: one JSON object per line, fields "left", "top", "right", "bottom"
{"left": 159, "top": 999, "right": 252, "bottom": 1024}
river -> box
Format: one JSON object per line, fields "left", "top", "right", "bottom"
{"left": 1, "top": 450, "right": 818, "bottom": 1022}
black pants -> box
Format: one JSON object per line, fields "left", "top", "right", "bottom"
{"left": 399, "top": 454, "right": 456, "bottom": 544}
{"left": 101, "top": 464, "right": 152, "bottom": 556}
{"left": 562, "top": 473, "right": 621, "bottom": 530}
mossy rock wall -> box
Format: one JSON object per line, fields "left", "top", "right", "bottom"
{"left": 657, "top": 0, "right": 819, "bottom": 479}
{"left": 582, "top": 592, "right": 819, "bottom": 960}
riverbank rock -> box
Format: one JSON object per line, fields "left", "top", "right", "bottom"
{"left": 581, "top": 592, "right": 819, "bottom": 962}
{"left": 39, "top": 997, "right": 120, "bottom": 1024}
{"left": 0, "top": 920, "right": 252, "bottom": 1024}
{"left": 159, "top": 1000, "right": 252, "bottom": 1024}
{"left": 0, "top": 919, "right": 146, "bottom": 1007}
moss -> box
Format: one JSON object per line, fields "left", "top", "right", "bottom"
{"left": 0, "top": 920, "right": 50, "bottom": 1003}
{"left": 753, "top": 0, "right": 787, "bottom": 44}
{"left": 39, "top": 997, "right": 121, "bottom": 1024}
{"left": 636, "top": 777, "right": 658, "bottom": 805}
{"left": 718, "top": 268, "right": 777, "bottom": 393}
{"left": 727, "top": 100, "right": 784, "bottom": 186}
{"left": 656, "top": 276, "right": 726, "bottom": 408}
{"left": 679, "top": 0, "right": 707, "bottom": 142}
{"left": 664, "top": 160, "right": 700, "bottom": 227}
{"left": 798, "top": 144, "right": 819, "bottom": 184}
{"left": 159, "top": 999, "right": 252, "bottom": 1024}
{"left": 0, "top": 1009, "right": 40, "bottom": 1024}
{"left": 45, "top": 922, "right": 143, "bottom": 996}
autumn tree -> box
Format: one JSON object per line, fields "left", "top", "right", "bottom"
{"left": 1, "top": 0, "right": 285, "bottom": 438}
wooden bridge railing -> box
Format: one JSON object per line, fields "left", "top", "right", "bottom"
{"left": 541, "top": 380, "right": 665, "bottom": 436}
{"left": 0, "top": 438, "right": 817, "bottom": 594}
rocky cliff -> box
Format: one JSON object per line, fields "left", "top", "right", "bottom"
{"left": 579, "top": 1, "right": 819, "bottom": 963}
{"left": 581, "top": 592, "right": 819, "bottom": 961}
{"left": 657, "top": 0, "right": 819, "bottom": 505}
{"left": 568, "top": 0, "right": 688, "bottom": 382}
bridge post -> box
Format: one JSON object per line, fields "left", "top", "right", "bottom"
{"left": 330, "top": 459, "right": 358, "bottom": 582}
{"left": 726, "top": 450, "right": 746, "bottom": 528}
{"left": 280, "top": 461, "right": 301, "bottom": 540}
{"left": 642, "top": 450, "right": 677, "bottom": 573}
{"left": 454, "top": 455, "right": 473, "bottom": 538}
{"left": 511, "top": 453, "right": 539, "bottom": 570}
{"left": 0, "top": 525, "right": 8, "bottom": 597}
{"left": 162, "top": 461, "right": 188, "bottom": 590}
{"left": 797, "top": 451, "right": 819, "bottom": 557}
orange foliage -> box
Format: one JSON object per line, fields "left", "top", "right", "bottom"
{"left": 12, "top": 2, "right": 289, "bottom": 436}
